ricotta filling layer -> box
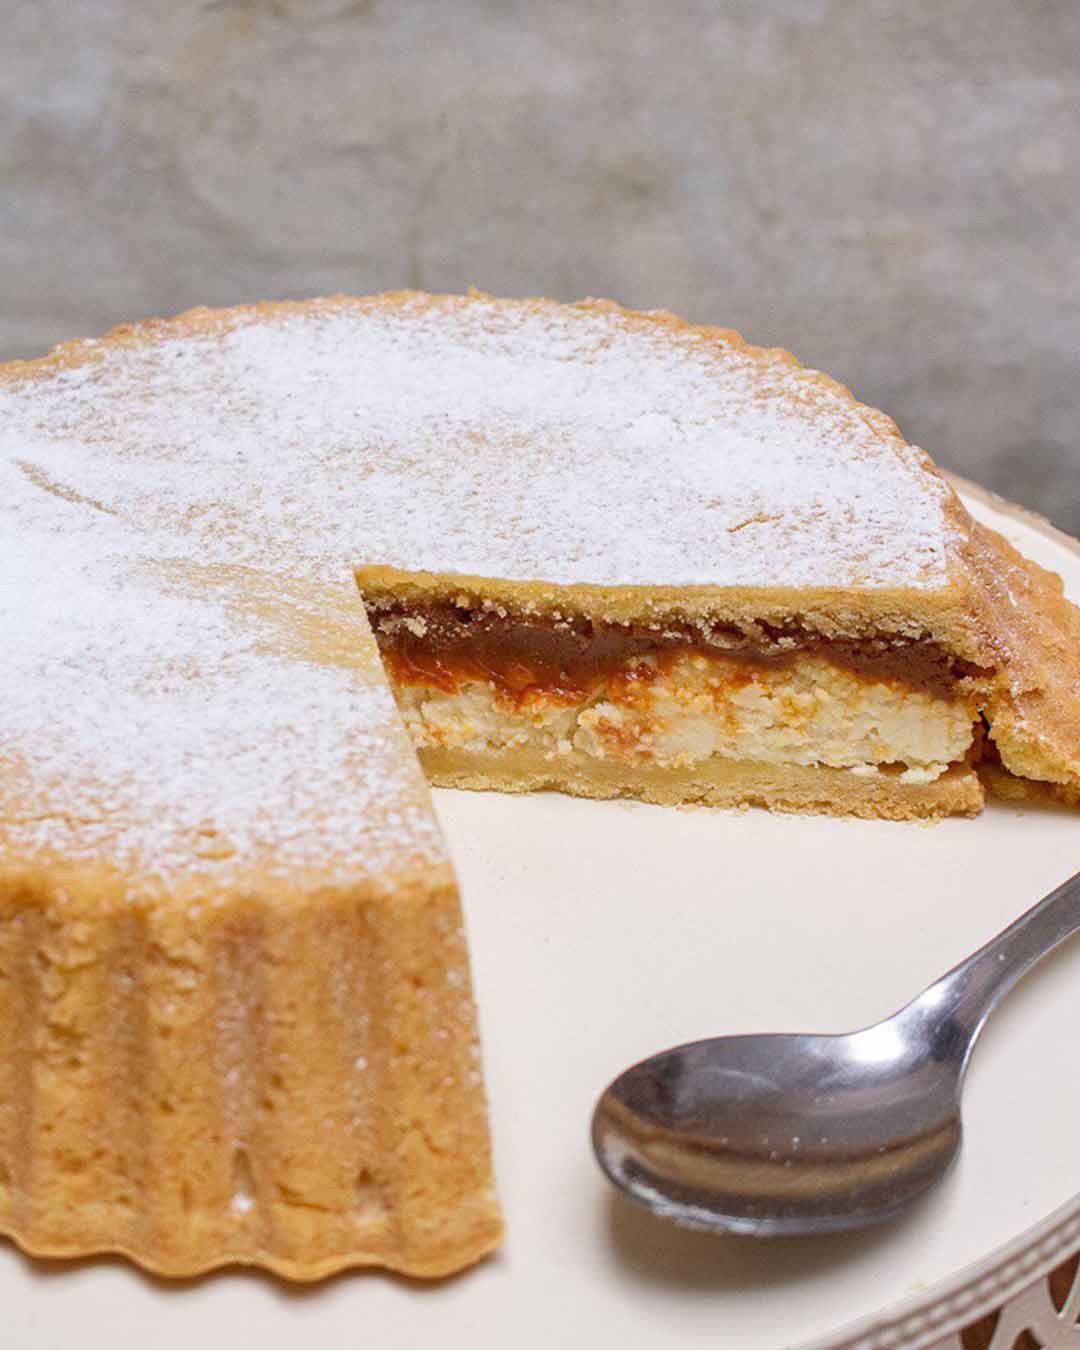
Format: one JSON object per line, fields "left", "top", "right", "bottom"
{"left": 389, "top": 650, "right": 979, "bottom": 784}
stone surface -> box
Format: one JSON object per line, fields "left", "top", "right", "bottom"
{"left": 1, "top": 0, "right": 1076, "bottom": 532}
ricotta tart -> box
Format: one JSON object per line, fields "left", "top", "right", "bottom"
{"left": 0, "top": 291, "right": 1077, "bottom": 1280}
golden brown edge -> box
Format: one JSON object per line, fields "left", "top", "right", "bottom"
{"left": 0, "top": 1222, "right": 499, "bottom": 1284}
{"left": 0, "top": 860, "right": 502, "bottom": 1282}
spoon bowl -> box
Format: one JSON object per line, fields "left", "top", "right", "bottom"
{"left": 593, "top": 870, "right": 1080, "bottom": 1236}
{"left": 592, "top": 1027, "right": 962, "bottom": 1235}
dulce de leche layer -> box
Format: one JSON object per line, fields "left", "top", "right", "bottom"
{"left": 367, "top": 602, "right": 987, "bottom": 705}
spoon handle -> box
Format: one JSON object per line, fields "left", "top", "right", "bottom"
{"left": 912, "top": 869, "right": 1080, "bottom": 1062}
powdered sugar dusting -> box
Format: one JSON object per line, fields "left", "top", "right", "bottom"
{"left": 0, "top": 442, "right": 444, "bottom": 890}
{"left": 0, "top": 293, "right": 957, "bottom": 887}
{"left": 7, "top": 295, "right": 954, "bottom": 589}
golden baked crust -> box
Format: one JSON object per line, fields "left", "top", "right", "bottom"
{"left": 1, "top": 289, "right": 1077, "bottom": 1283}
{"left": 416, "top": 747, "right": 985, "bottom": 821}
{"left": 0, "top": 864, "right": 499, "bottom": 1280}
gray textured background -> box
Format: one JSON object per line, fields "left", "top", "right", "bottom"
{"left": 2, "top": 0, "right": 1077, "bottom": 530}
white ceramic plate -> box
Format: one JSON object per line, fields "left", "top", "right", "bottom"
{"left": 4, "top": 485, "right": 1078, "bottom": 1350}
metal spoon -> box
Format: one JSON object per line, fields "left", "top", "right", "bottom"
{"left": 592, "top": 868, "right": 1080, "bottom": 1236}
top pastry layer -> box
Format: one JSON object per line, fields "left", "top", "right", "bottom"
{"left": 2, "top": 292, "right": 958, "bottom": 593}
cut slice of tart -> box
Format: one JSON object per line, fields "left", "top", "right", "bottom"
{"left": 358, "top": 574, "right": 987, "bottom": 819}
{"left": 356, "top": 547, "right": 1079, "bottom": 821}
